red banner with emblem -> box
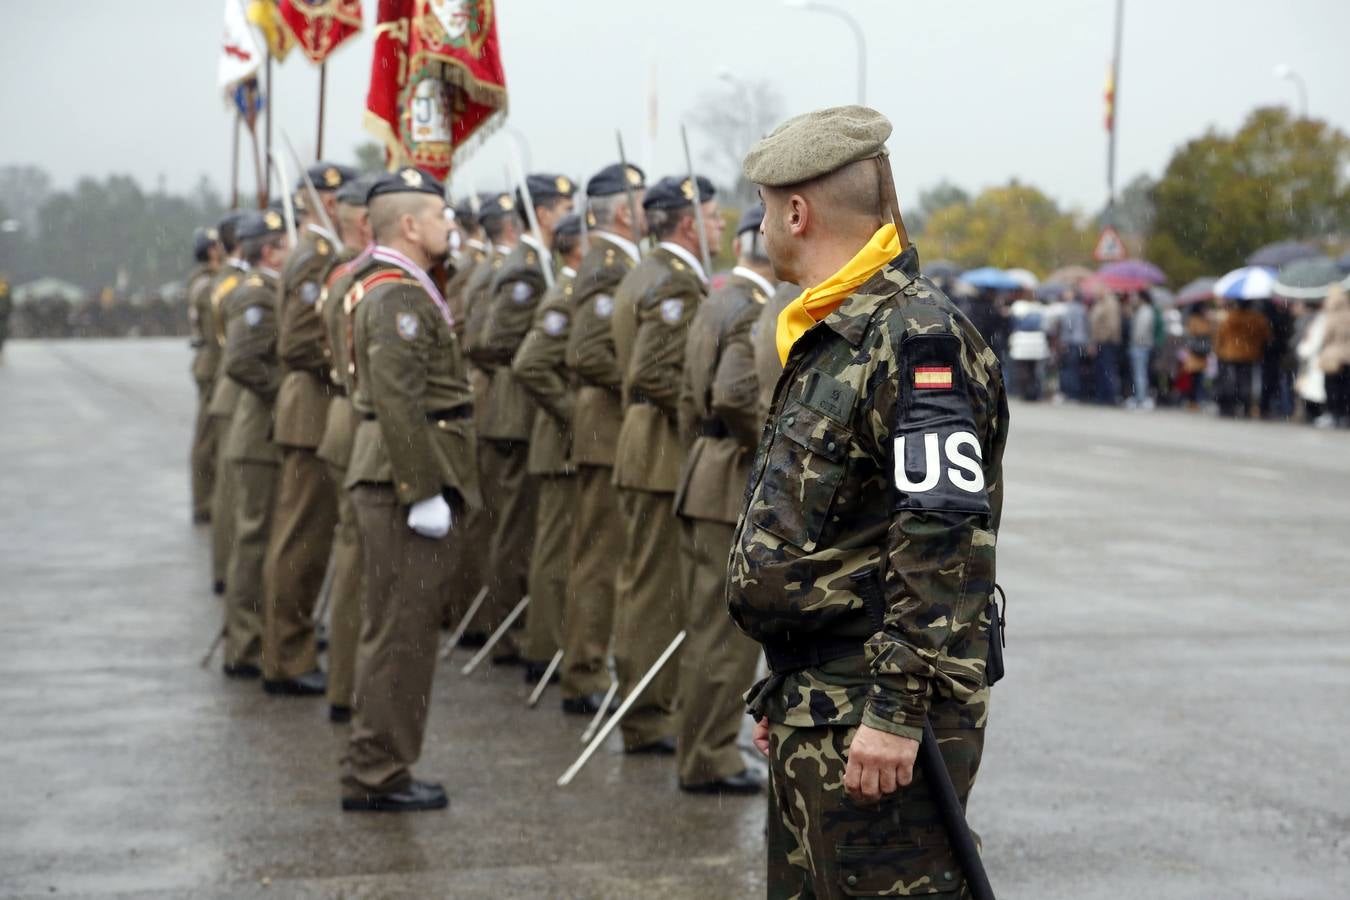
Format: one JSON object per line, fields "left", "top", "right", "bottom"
{"left": 280, "top": 1, "right": 364, "bottom": 64}
{"left": 364, "top": 0, "right": 508, "bottom": 180}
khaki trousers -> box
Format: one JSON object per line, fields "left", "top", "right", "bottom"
{"left": 343, "top": 485, "right": 454, "bottom": 798}
{"left": 223, "top": 459, "right": 277, "bottom": 668}
{"left": 522, "top": 474, "right": 575, "bottom": 663}
{"left": 480, "top": 440, "right": 535, "bottom": 658}
{"left": 613, "top": 487, "right": 683, "bottom": 749}
{"left": 262, "top": 447, "right": 337, "bottom": 680}
{"left": 325, "top": 463, "right": 363, "bottom": 709}
{"left": 190, "top": 380, "right": 216, "bottom": 520}
{"left": 209, "top": 414, "right": 238, "bottom": 587}
{"left": 443, "top": 494, "right": 487, "bottom": 634}
{"left": 675, "top": 518, "right": 760, "bottom": 786}
{"left": 561, "top": 464, "right": 619, "bottom": 700}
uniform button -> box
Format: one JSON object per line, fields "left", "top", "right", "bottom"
{"left": 399, "top": 482, "right": 410, "bottom": 492}
{"left": 943, "top": 871, "right": 954, "bottom": 881}
{"left": 826, "top": 441, "right": 836, "bottom": 452}
{"left": 784, "top": 415, "right": 796, "bottom": 427}
{"left": 437, "top": 420, "right": 449, "bottom": 430}
{"left": 846, "top": 875, "right": 858, "bottom": 887}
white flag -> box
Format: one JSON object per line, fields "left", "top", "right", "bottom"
{"left": 218, "top": 0, "right": 261, "bottom": 93}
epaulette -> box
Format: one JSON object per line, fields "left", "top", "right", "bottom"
{"left": 316, "top": 238, "right": 331, "bottom": 257}
{"left": 244, "top": 274, "right": 265, "bottom": 288}
{"left": 344, "top": 269, "right": 413, "bottom": 314}
{"left": 211, "top": 274, "right": 240, "bottom": 308}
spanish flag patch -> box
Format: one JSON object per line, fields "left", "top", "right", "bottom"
{"left": 914, "top": 366, "right": 953, "bottom": 390}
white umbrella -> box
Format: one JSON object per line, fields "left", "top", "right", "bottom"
{"left": 1213, "top": 266, "right": 1277, "bottom": 300}
{"left": 1006, "top": 268, "right": 1039, "bottom": 289}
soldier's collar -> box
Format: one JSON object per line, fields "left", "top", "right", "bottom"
{"left": 658, "top": 241, "right": 707, "bottom": 285}
{"left": 465, "top": 238, "right": 486, "bottom": 252}
{"left": 494, "top": 243, "right": 513, "bottom": 255}
{"left": 732, "top": 265, "right": 775, "bottom": 299}
{"left": 819, "top": 245, "right": 920, "bottom": 346}
{"left": 561, "top": 265, "right": 577, "bottom": 279}
{"left": 257, "top": 266, "right": 282, "bottom": 280}
{"left": 305, "top": 222, "right": 337, "bottom": 244}
{"left": 228, "top": 257, "right": 250, "bottom": 270}
{"left": 521, "top": 232, "right": 547, "bottom": 254}
{"left": 595, "top": 230, "right": 640, "bottom": 264}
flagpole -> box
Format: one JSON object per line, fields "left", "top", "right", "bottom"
{"left": 1105, "top": 0, "right": 1124, "bottom": 218}
{"left": 316, "top": 62, "right": 327, "bottom": 160}
{"left": 264, "top": 49, "right": 274, "bottom": 205}
{"left": 231, "top": 111, "right": 241, "bottom": 210}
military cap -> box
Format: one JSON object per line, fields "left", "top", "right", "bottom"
{"left": 517, "top": 173, "right": 576, "bottom": 210}
{"left": 303, "top": 162, "right": 360, "bottom": 192}
{"left": 736, "top": 203, "right": 765, "bottom": 236}
{"left": 742, "top": 105, "right": 893, "bottom": 187}
{"left": 236, "top": 208, "right": 287, "bottom": 241}
{"left": 642, "top": 175, "right": 715, "bottom": 211}
{"left": 586, "top": 162, "right": 646, "bottom": 197}
{"left": 453, "top": 194, "right": 486, "bottom": 224}
{"left": 554, "top": 213, "right": 583, "bottom": 240}
{"left": 476, "top": 191, "right": 517, "bottom": 223}
{"left": 368, "top": 166, "right": 445, "bottom": 200}
{"left": 337, "top": 174, "right": 378, "bottom": 207}
{"left": 192, "top": 226, "right": 220, "bottom": 260}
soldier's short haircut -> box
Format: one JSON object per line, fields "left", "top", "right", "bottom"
{"left": 219, "top": 221, "right": 240, "bottom": 254}
{"left": 482, "top": 214, "right": 514, "bottom": 243}
{"left": 368, "top": 193, "right": 431, "bottom": 244}
{"left": 586, "top": 194, "right": 622, "bottom": 229}
{"left": 741, "top": 230, "right": 771, "bottom": 265}
{"left": 766, "top": 158, "right": 884, "bottom": 230}
{"left": 517, "top": 195, "right": 569, "bottom": 229}
{"left": 336, "top": 202, "right": 367, "bottom": 234}
{"left": 646, "top": 205, "right": 692, "bottom": 241}
{"left": 241, "top": 234, "right": 285, "bottom": 266}
{"left": 554, "top": 230, "right": 580, "bottom": 259}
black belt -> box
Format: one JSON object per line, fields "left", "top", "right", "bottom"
{"left": 762, "top": 634, "right": 865, "bottom": 675}
{"left": 697, "top": 417, "right": 729, "bottom": 439}
{"left": 362, "top": 406, "right": 473, "bottom": 423}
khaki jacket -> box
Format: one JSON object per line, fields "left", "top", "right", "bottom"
{"left": 345, "top": 262, "right": 481, "bottom": 510}
{"left": 462, "top": 247, "right": 506, "bottom": 431}
{"left": 315, "top": 248, "right": 370, "bottom": 470}
{"left": 612, "top": 245, "right": 707, "bottom": 493}
{"left": 513, "top": 268, "right": 577, "bottom": 476}
{"left": 444, "top": 242, "right": 488, "bottom": 338}
{"left": 754, "top": 282, "right": 797, "bottom": 418}
{"left": 675, "top": 272, "right": 771, "bottom": 523}
{"left": 221, "top": 270, "right": 282, "bottom": 465}
{"left": 274, "top": 227, "right": 339, "bottom": 449}
{"left": 564, "top": 233, "right": 639, "bottom": 467}
{"left": 206, "top": 263, "right": 249, "bottom": 418}
{"left": 478, "top": 240, "right": 549, "bottom": 442}
{"left": 187, "top": 264, "right": 219, "bottom": 385}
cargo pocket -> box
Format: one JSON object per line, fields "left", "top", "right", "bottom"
{"left": 835, "top": 841, "right": 963, "bottom": 896}
{"left": 749, "top": 403, "right": 850, "bottom": 552}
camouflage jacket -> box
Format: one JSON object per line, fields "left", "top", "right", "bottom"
{"left": 728, "top": 246, "right": 1009, "bottom": 742}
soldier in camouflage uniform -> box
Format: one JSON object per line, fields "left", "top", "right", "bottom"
{"left": 511, "top": 212, "right": 585, "bottom": 686}
{"left": 262, "top": 164, "right": 359, "bottom": 696}
{"left": 673, "top": 205, "right": 774, "bottom": 793}
{"left": 478, "top": 175, "right": 576, "bottom": 671}
{"left": 729, "top": 106, "right": 1009, "bottom": 898}
{"left": 219, "top": 210, "right": 291, "bottom": 677}
{"left": 610, "top": 174, "right": 721, "bottom": 753}
{"left": 186, "top": 227, "right": 223, "bottom": 524}
{"left": 559, "top": 163, "right": 645, "bottom": 714}
{"left": 315, "top": 175, "right": 376, "bottom": 722}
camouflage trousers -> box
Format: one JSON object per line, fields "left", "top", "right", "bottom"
{"left": 767, "top": 722, "right": 983, "bottom": 899}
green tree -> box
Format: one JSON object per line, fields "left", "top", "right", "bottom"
{"left": 355, "top": 141, "right": 387, "bottom": 174}
{"left": 908, "top": 180, "right": 970, "bottom": 237}
{"left": 1146, "top": 106, "right": 1350, "bottom": 285}
{"left": 921, "top": 181, "right": 1093, "bottom": 275}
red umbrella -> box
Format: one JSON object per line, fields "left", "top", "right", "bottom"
{"left": 1096, "top": 259, "right": 1167, "bottom": 292}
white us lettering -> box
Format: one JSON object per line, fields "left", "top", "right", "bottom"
{"left": 894, "top": 431, "right": 985, "bottom": 493}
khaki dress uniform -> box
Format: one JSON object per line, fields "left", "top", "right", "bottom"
{"left": 263, "top": 226, "right": 340, "bottom": 681}
{"left": 205, "top": 262, "right": 249, "bottom": 588}
{"left": 342, "top": 260, "right": 481, "bottom": 800}
{"left": 187, "top": 263, "right": 220, "bottom": 522}
{"left": 562, "top": 233, "right": 638, "bottom": 701}
{"left": 673, "top": 269, "right": 772, "bottom": 787}
{"left": 511, "top": 265, "right": 578, "bottom": 666}
{"left": 753, "top": 281, "right": 798, "bottom": 417}
{"left": 444, "top": 240, "right": 488, "bottom": 339}
{"left": 220, "top": 269, "right": 283, "bottom": 669}
{"left": 316, "top": 248, "right": 373, "bottom": 710}
{"left": 610, "top": 243, "right": 707, "bottom": 749}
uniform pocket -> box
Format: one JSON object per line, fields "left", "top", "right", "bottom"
{"left": 835, "top": 841, "right": 963, "bottom": 896}
{"left": 749, "top": 403, "right": 850, "bottom": 551}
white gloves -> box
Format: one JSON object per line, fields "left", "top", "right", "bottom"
{"left": 407, "top": 494, "right": 452, "bottom": 538}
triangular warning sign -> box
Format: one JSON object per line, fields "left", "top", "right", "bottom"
{"left": 1093, "top": 226, "right": 1127, "bottom": 263}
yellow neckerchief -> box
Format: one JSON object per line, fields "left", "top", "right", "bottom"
{"left": 775, "top": 223, "right": 901, "bottom": 364}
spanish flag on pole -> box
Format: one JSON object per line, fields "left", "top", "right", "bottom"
{"left": 1104, "top": 64, "right": 1116, "bottom": 133}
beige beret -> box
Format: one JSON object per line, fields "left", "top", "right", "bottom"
{"left": 742, "top": 105, "right": 893, "bottom": 188}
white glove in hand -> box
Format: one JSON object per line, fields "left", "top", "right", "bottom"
{"left": 407, "top": 494, "right": 452, "bottom": 538}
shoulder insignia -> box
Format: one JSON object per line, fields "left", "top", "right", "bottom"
{"left": 669, "top": 257, "right": 686, "bottom": 273}
{"left": 525, "top": 251, "right": 537, "bottom": 266}
{"left": 244, "top": 306, "right": 264, "bottom": 327}
{"left": 752, "top": 290, "right": 766, "bottom": 305}
{"left": 316, "top": 239, "right": 331, "bottom": 257}
{"left": 396, "top": 311, "right": 420, "bottom": 341}
{"left": 245, "top": 275, "right": 264, "bottom": 288}
{"left": 211, "top": 275, "right": 240, "bottom": 306}
{"left": 300, "top": 281, "right": 321, "bottom": 305}
{"left": 542, "top": 310, "right": 569, "bottom": 337}
{"left": 511, "top": 282, "right": 532, "bottom": 304}
{"left": 595, "top": 294, "right": 614, "bottom": 319}
{"left": 659, "top": 297, "right": 685, "bottom": 325}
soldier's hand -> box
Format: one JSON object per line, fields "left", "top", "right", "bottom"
{"left": 844, "top": 724, "right": 919, "bottom": 804}
{"left": 752, "top": 717, "right": 771, "bottom": 757}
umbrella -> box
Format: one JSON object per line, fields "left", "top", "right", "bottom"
{"left": 1273, "top": 257, "right": 1350, "bottom": 301}
{"left": 925, "top": 259, "right": 963, "bottom": 282}
{"left": 1096, "top": 259, "right": 1167, "bottom": 292}
{"left": 1338, "top": 252, "right": 1350, "bottom": 275}
{"left": 1035, "top": 282, "right": 1071, "bottom": 301}
{"left": 1006, "top": 268, "right": 1039, "bottom": 289}
{"left": 1214, "top": 266, "right": 1277, "bottom": 300}
{"left": 958, "top": 267, "right": 1021, "bottom": 291}
{"left": 1246, "top": 240, "right": 1321, "bottom": 269}
{"left": 1046, "top": 265, "right": 1094, "bottom": 288}
{"left": 1175, "top": 277, "right": 1217, "bottom": 306}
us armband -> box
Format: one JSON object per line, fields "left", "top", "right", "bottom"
{"left": 892, "top": 334, "right": 990, "bottom": 516}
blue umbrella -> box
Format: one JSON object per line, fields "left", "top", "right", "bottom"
{"left": 1214, "top": 266, "right": 1277, "bottom": 300}
{"left": 958, "top": 267, "right": 1021, "bottom": 291}
{"left": 1246, "top": 240, "right": 1321, "bottom": 269}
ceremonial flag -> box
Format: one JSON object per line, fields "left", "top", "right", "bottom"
{"left": 219, "top": 0, "right": 263, "bottom": 93}
{"left": 280, "top": 1, "right": 364, "bottom": 64}
{"left": 248, "top": 0, "right": 296, "bottom": 61}
{"left": 1103, "top": 64, "right": 1116, "bottom": 133}
{"left": 365, "top": 0, "right": 508, "bottom": 180}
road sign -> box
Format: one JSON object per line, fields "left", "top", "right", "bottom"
{"left": 1093, "top": 226, "right": 1127, "bottom": 263}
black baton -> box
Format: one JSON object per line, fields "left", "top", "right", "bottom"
{"left": 919, "top": 719, "right": 995, "bottom": 900}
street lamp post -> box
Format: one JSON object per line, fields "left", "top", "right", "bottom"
{"left": 1273, "top": 64, "right": 1308, "bottom": 118}
{"left": 783, "top": 0, "right": 866, "bottom": 105}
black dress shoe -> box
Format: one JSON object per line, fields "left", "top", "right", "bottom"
{"left": 213, "top": 580, "right": 226, "bottom": 596}
{"left": 263, "top": 670, "right": 327, "bottom": 696}
{"left": 329, "top": 704, "right": 352, "bottom": 723}
{"left": 458, "top": 632, "right": 488, "bottom": 649}
{"left": 342, "top": 780, "right": 448, "bottom": 813}
{"left": 222, "top": 662, "right": 261, "bottom": 679}
{"left": 491, "top": 651, "right": 522, "bottom": 667}
{"left": 523, "top": 661, "right": 561, "bottom": 685}
{"left": 625, "top": 736, "right": 677, "bottom": 756}
{"left": 680, "top": 769, "right": 767, "bottom": 795}
{"left": 193, "top": 512, "right": 211, "bottom": 525}
{"left": 561, "top": 692, "right": 614, "bottom": 716}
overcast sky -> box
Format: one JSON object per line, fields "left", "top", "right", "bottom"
{"left": 2, "top": 0, "right": 1348, "bottom": 215}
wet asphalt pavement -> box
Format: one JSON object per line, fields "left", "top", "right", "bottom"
{"left": 1, "top": 338, "right": 1347, "bottom": 899}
